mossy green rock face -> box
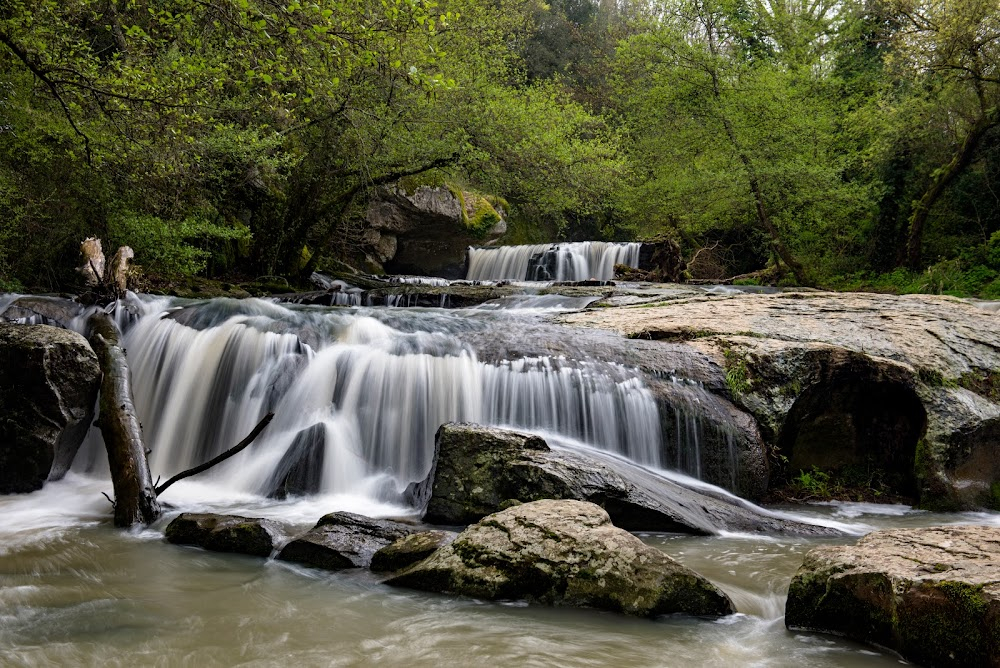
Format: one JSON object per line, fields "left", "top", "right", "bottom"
{"left": 370, "top": 530, "right": 457, "bottom": 573}
{"left": 0, "top": 323, "right": 101, "bottom": 493}
{"left": 387, "top": 499, "right": 735, "bottom": 618}
{"left": 786, "top": 525, "right": 1000, "bottom": 667}
{"left": 165, "top": 513, "right": 282, "bottom": 558}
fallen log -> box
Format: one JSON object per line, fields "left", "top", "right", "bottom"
{"left": 86, "top": 310, "right": 161, "bottom": 527}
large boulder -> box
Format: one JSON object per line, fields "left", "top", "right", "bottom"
{"left": 786, "top": 525, "right": 1000, "bottom": 667}
{"left": 386, "top": 499, "right": 735, "bottom": 618}
{"left": 561, "top": 291, "right": 1000, "bottom": 509}
{"left": 0, "top": 323, "right": 101, "bottom": 493}
{"left": 414, "top": 423, "right": 838, "bottom": 536}
{"left": 165, "top": 513, "right": 283, "bottom": 558}
{"left": 365, "top": 185, "right": 506, "bottom": 277}
{"left": 276, "top": 512, "right": 414, "bottom": 570}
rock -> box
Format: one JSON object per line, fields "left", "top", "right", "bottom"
{"left": 165, "top": 513, "right": 283, "bottom": 558}
{"left": 414, "top": 423, "right": 839, "bottom": 536}
{"left": 365, "top": 185, "right": 506, "bottom": 278}
{"left": 786, "top": 525, "right": 1000, "bottom": 667}
{"left": 265, "top": 423, "right": 325, "bottom": 499}
{"left": 386, "top": 499, "right": 735, "bottom": 618}
{"left": 370, "top": 530, "right": 457, "bottom": 573}
{"left": 560, "top": 291, "right": 1000, "bottom": 508}
{"left": 276, "top": 512, "right": 414, "bottom": 570}
{"left": 0, "top": 323, "right": 101, "bottom": 493}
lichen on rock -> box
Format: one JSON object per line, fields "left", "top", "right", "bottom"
{"left": 386, "top": 499, "right": 735, "bottom": 618}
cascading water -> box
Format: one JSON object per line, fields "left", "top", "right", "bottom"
{"left": 467, "top": 241, "right": 642, "bottom": 281}
{"left": 109, "top": 295, "right": 662, "bottom": 503}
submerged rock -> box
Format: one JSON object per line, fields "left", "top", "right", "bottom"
{"left": 0, "top": 323, "right": 101, "bottom": 493}
{"left": 786, "top": 525, "right": 1000, "bottom": 667}
{"left": 370, "top": 530, "right": 457, "bottom": 573}
{"left": 277, "top": 512, "right": 414, "bottom": 570}
{"left": 165, "top": 513, "right": 283, "bottom": 557}
{"left": 387, "top": 499, "right": 734, "bottom": 618}
{"left": 414, "top": 423, "right": 838, "bottom": 536}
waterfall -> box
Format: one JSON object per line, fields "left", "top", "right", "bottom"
{"left": 467, "top": 242, "right": 642, "bottom": 282}
{"left": 111, "top": 296, "right": 662, "bottom": 502}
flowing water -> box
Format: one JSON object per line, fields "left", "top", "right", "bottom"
{"left": 466, "top": 241, "right": 642, "bottom": 281}
{"left": 3, "top": 292, "right": 999, "bottom": 666}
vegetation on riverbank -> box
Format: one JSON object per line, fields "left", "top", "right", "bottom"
{"left": 1, "top": 0, "right": 998, "bottom": 297}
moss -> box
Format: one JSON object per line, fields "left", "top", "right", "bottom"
{"left": 989, "top": 481, "right": 1000, "bottom": 511}
{"left": 626, "top": 327, "right": 716, "bottom": 342}
{"left": 463, "top": 193, "right": 502, "bottom": 240}
{"left": 916, "top": 367, "right": 958, "bottom": 388}
{"left": 957, "top": 368, "right": 1000, "bottom": 400}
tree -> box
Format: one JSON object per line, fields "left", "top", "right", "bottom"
{"left": 888, "top": 0, "right": 1000, "bottom": 267}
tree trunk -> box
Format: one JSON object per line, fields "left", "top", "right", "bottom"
{"left": 905, "top": 108, "right": 998, "bottom": 268}
{"left": 86, "top": 311, "right": 161, "bottom": 527}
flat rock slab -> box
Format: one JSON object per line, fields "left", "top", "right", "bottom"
{"left": 277, "top": 512, "right": 414, "bottom": 570}
{"left": 786, "top": 525, "right": 1000, "bottom": 667}
{"left": 417, "top": 423, "right": 839, "bottom": 536}
{"left": 165, "top": 513, "right": 283, "bottom": 558}
{"left": 387, "top": 499, "right": 735, "bottom": 618}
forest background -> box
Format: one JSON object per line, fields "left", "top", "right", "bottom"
{"left": 1, "top": 0, "right": 999, "bottom": 296}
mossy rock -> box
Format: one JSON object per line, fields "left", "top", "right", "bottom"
{"left": 165, "top": 513, "right": 283, "bottom": 558}
{"left": 387, "top": 500, "right": 734, "bottom": 618}
{"left": 786, "top": 525, "right": 1000, "bottom": 667}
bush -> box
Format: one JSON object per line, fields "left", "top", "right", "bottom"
{"left": 107, "top": 212, "right": 252, "bottom": 277}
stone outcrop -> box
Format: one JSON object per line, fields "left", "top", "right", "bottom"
{"left": 365, "top": 185, "right": 506, "bottom": 277}
{"left": 0, "top": 323, "right": 101, "bottom": 493}
{"left": 786, "top": 525, "right": 1000, "bottom": 667}
{"left": 386, "top": 499, "right": 735, "bottom": 618}
{"left": 276, "top": 512, "right": 414, "bottom": 570}
{"left": 413, "top": 423, "right": 839, "bottom": 536}
{"left": 370, "top": 530, "right": 457, "bottom": 573}
{"left": 165, "top": 513, "right": 283, "bottom": 557}
{"left": 561, "top": 291, "right": 1000, "bottom": 509}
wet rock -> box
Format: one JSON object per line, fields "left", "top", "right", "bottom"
{"left": 165, "top": 513, "right": 283, "bottom": 557}
{"left": 786, "top": 525, "right": 1000, "bottom": 667}
{"left": 387, "top": 499, "right": 735, "bottom": 618}
{"left": 265, "top": 423, "right": 325, "bottom": 499}
{"left": 561, "top": 292, "right": 1000, "bottom": 508}
{"left": 415, "top": 423, "right": 839, "bottom": 536}
{"left": 370, "top": 530, "right": 457, "bottom": 573}
{"left": 276, "top": 512, "right": 414, "bottom": 570}
{"left": 366, "top": 185, "right": 506, "bottom": 278}
{"left": 0, "top": 323, "right": 101, "bottom": 493}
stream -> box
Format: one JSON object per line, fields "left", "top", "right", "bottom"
{"left": 2, "top": 249, "right": 998, "bottom": 666}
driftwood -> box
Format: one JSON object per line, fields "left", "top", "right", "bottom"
{"left": 86, "top": 309, "right": 161, "bottom": 527}
{"left": 155, "top": 413, "right": 274, "bottom": 496}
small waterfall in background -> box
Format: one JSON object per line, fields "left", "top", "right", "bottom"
{"left": 467, "top": 241, "right": 642, "bottom": 281}
{"left": 95, "top": 295, "right": 663, "bottom": 504}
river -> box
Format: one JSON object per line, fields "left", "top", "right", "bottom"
{"left": 2, "top": 283, "right": 998, "bottom": 666}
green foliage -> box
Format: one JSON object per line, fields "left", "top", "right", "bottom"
{"left": 108, "top": 213, "right": 251, "bottom": 277}
{"left": 723, "top": 348, "right": 752, "bottom": 396}
{"left": 790, "top": 466, "right": 833, "bottom": 498}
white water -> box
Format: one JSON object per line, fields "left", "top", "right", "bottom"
{"left": 106, "top": 295, "right": 662, "bottom": 503}
{"left": 5, "top": 291, "right": 1000, "bottom": 666}
{"left": 467, "top": 241, "right": 641, "bottom": 281}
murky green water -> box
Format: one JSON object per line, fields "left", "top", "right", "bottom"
{"left": 5, "top": 475, "right": 994, "bottom": 667}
